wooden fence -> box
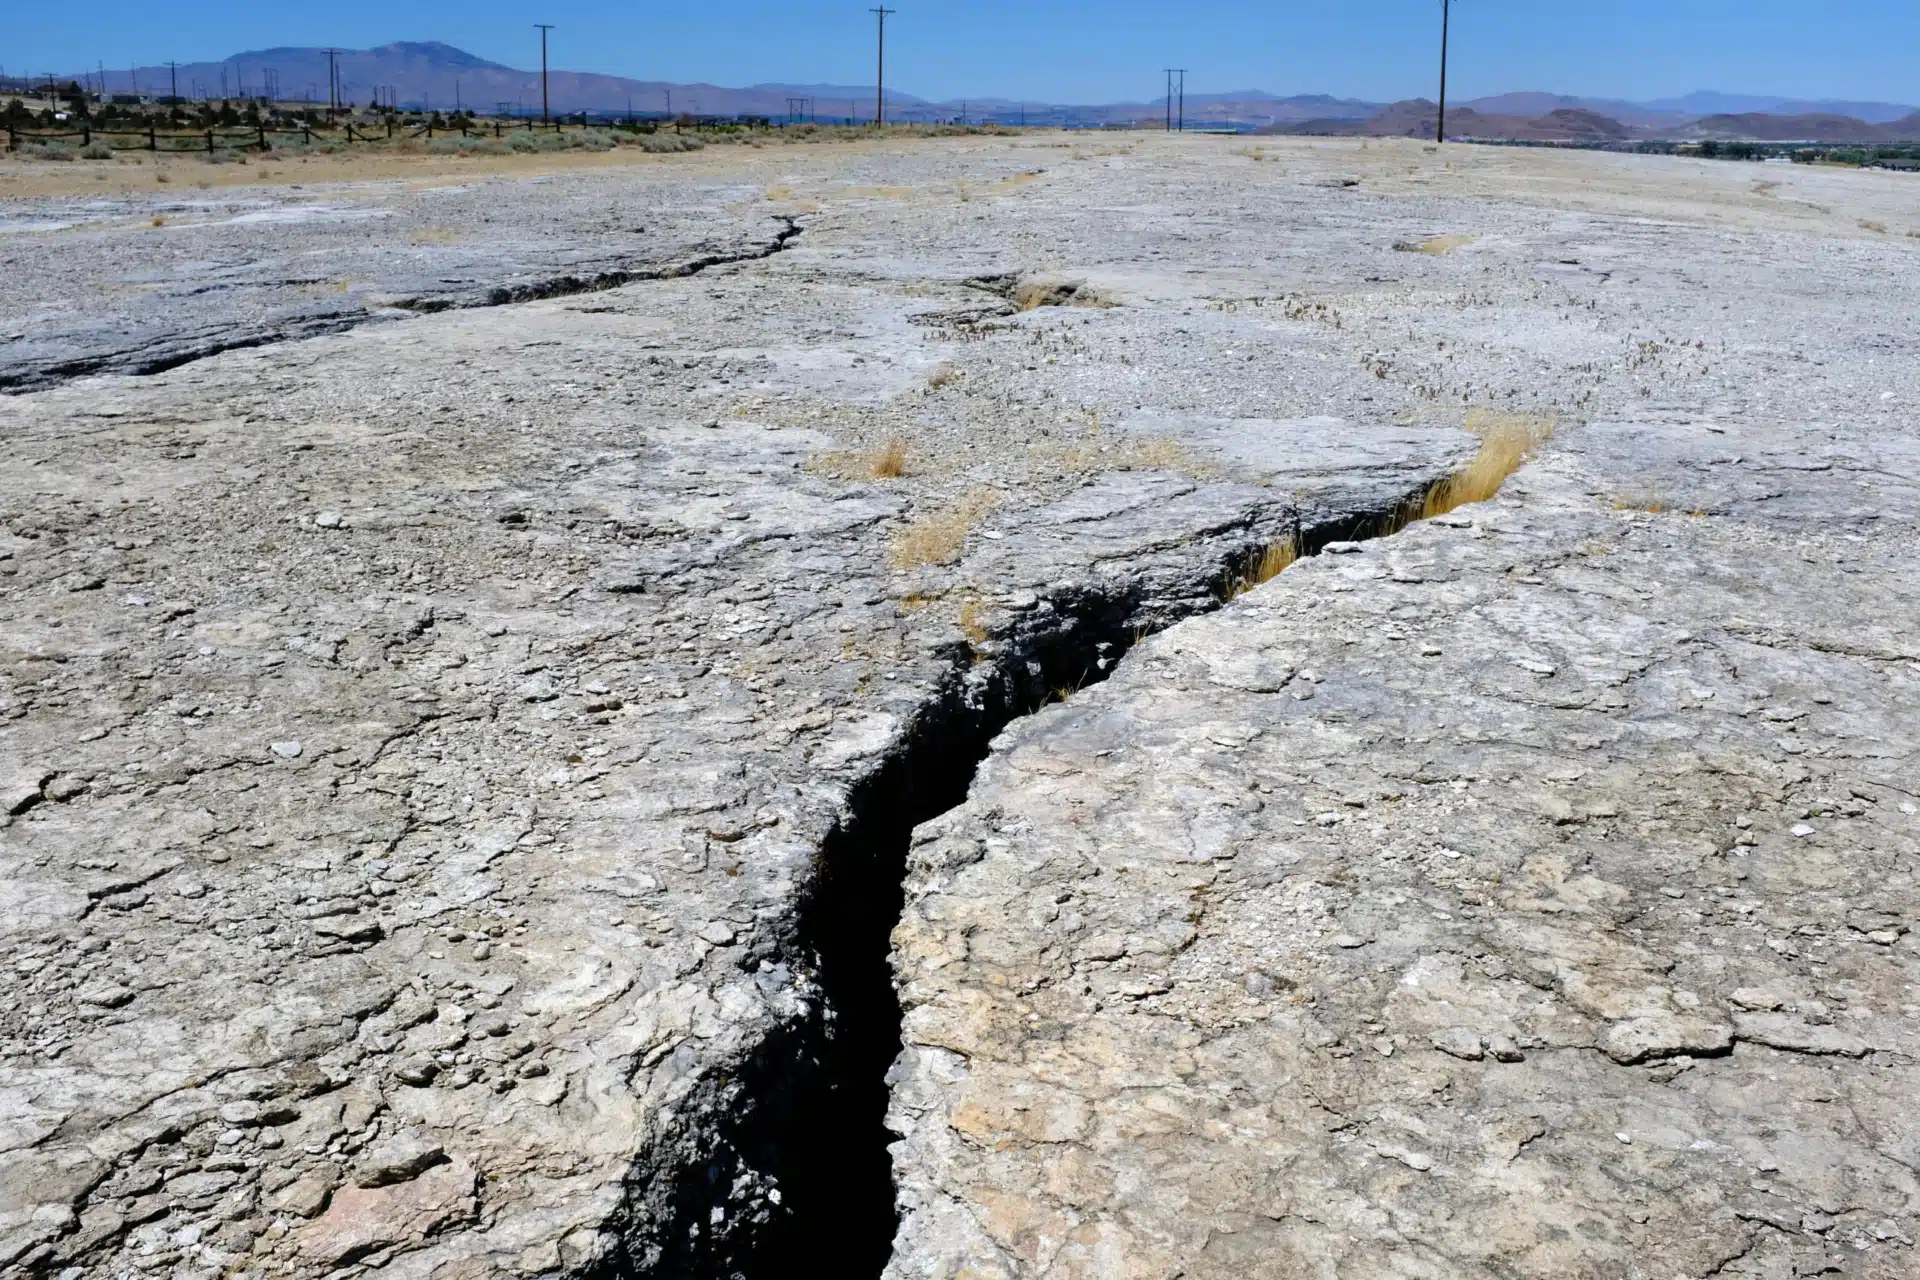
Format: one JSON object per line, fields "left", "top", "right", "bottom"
{"left": 3, "top": 117, "right": 583, "bottom": 154}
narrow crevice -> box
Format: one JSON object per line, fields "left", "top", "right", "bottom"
{"left": 0, "top": 218, "right": 802, "bottom": 394}
{"left": 392, "top": 217, "right": 803, "bottom": 312}
{"left": 621, "top": 457, "right": 1519, "bottom": 1279}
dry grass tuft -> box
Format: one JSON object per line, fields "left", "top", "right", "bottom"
{"left": 956, "top": 595, "right": 991, "bottom": 645}
{"left": 765, "top": 184, "right": 795, "bottom": 201}
{"left": 869, "top": 439, "right": 909, "bottom": 479}
{"left": 149, "top": 215, "right": 166, "bottom": 227}
{"left": 1610, "top": 489, "right": 1671, "bottom": 514}
{"left": 1229, "top": 536, "right": 1300, "bottom": 599}
{"left": 807, "top": 440, "right": 912, "bottom": 481}
{"left": 926, "top": 362, "right": 959, "bottom": 390}
{"left": 1125, "top": 436, "right": 1194, "bottom": 472}
{"left": 1859, "top": 220, "right": 1888, "bottom": 234}
{"left": 1417, "top": 411, "right": 1554, "bottom": 519}
{"left": 1395, "top": 234, "right": 1475, "bottom": 255}
{"left": 1014, "top": 278, "right": 1111, "bottom": 311}
{"left": 890, "top": 489, "right": 1000, "bottom": 570}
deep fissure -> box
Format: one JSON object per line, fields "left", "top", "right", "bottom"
{"left": 628, "top": 447, "right": 1526, "bottom": 1279}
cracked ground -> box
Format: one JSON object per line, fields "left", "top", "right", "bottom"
{"left": 1, "top": 134, "right": 1916, "bottom": 1278}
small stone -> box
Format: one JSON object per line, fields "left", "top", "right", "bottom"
{"left": 1790, "top": 824, "right": 1814, "bottom": 838}
{"left": 270, "top": 740, "right": 303, "bottom": 759}
{"left": 1331, "top": 934, "right": 1370, "bottom": 949}
{"left": 697, "top": 921, "right": 736, "bottom": 945}
{"left": 1430, "top": 1027, "right": 1484, "bottom": 1061}
{"left": 1485, "top": 1034, "right": 1525, "bottom": 1063}
{"left": 217, "top": 1100, "right": 261, "bottom": 1126}
{"left": 471, "top": 940, "right": 492, "bottom": 961}
{"left": 314, "top": 511, "right": 342, "bottom": 528}
{"left": 354, "top": 1132, "right": 447, "bottom": 1187}
{"left": 78, "top": 982, "right": 136, "bottom": 1008}
{"left": 393, "top": 1058, "right": 439, "bottom": 1086}
{"left": 1603, "top": 1014, "right": 1733, "bottom": 1065}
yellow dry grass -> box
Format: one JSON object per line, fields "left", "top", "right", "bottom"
{"left": 1398, "top": 234, "right": 1475, "bottom": 255}
{"left": 1406, "top": 411, "right": 1554, "bottom": 521}
{"left": 1610, "top": 489, "right": 1671, "bottom": 514}
{"left": 955, "top": 595, "right": 991, "bottom": 645}
{"left": 1229, "top": 536, "right": 1300, "bottom": 599}
{"left": 926, "top": 362, "right": 959, "bottom": 390}
{"left": 889, "top": 488, "right": 1000, "bottom": 569}
{"left": 807, "top": 440, "right": 911, "bottom": 481}
{"left": 870, "top": 439, "right": 909, "bottom": 478}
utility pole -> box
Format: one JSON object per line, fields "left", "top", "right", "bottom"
{"left": 1162, "top": 69, "right": 1174, "bottom": 131}
{"left": 168, "top": 62, "right": 179, "bottom": 103}
{"left": 1436, "top": 0, "right": 1451, "bottom": 143}
{"left": 870, "top": 7, "right": 894, "bottom": 127}
{"left": 324, "top": 49, "right": 340, "bottom": 116}
{"left": 534, "top": 24, "right": 554, "bottom": 123}
{"left": 1174, "top": 69, "right": 1187, "bottom": 132}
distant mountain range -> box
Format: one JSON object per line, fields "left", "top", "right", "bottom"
{"left": 1270, "top": 98, "right": 1920, "bottom": 144}
{"left": 44, "top": 42, "right": 1920, "bottom": 140}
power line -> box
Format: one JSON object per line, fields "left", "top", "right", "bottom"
{"left": 323, "top": 49, "right": 340, "bottom": 116}
{"left": 870, "top": 8, "right": 895, "bottom": 127}
{"left": 534, "top": 24, "right": 554, "bottom": 123}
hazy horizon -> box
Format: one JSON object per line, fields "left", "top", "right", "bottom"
{"left": 5, "top": 0, "right": 1918, "bottom": 106}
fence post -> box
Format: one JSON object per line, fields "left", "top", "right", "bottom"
{"left": 5, "top": 124, "right": 13, "bottom": 153}
{"left": 149, "top": 124, "right": 156, "bottom": 151}
{"left": 257, "top": 124, "right": 266, "bottom": 151}
{"left": 386, "top": 120, "right": 393, "bottom": 140}
{"left": 206, "top": 129, "right": 214, "bottom": 155}
{"left": 303, "top": 124, "right": 311, "bottom": 144}
{"left": 83, "top": 124, "right": 90, "bottom": 147}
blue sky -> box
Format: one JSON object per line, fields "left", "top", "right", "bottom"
{"left": 4, "top": 0, "right": 1916, "bottom": 103}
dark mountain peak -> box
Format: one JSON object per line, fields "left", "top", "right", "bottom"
{"left": 367, "top": 42, "right": 514, "bottom": 71}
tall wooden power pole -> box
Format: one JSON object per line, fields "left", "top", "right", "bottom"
{"left": 871, "top": 8, "right": 895, "bottom": 126}
{"left": 535, "top": 24, "right": 554, "bottom": 122}
{"left": 1436, "top": 0, "right": 1451, "bottom": 143}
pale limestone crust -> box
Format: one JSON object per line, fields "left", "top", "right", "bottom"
{"left": 887, "top": 440, "right": 1920, "bottom": 1279}
{"left": 3, "top": 135, "right": 1917, "bottom": 1277}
